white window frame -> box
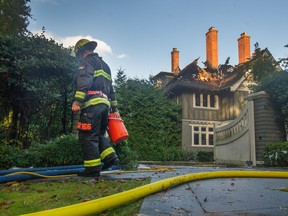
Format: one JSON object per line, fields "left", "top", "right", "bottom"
{"left": 193, "top": 93, "right": 219, "bottom": 109}
{"left": 190, "top": 124, "right": 214, "bottom": 147}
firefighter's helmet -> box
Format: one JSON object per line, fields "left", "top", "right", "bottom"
{"left": 74, "top": 39, "right": 97, "bottom": 57}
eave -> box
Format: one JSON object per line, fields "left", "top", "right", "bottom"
{"left": 164, "top": 65, "right": 244, "bottom": 95}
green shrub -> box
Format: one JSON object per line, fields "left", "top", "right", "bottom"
{"left": 132, "top": 144, "right": 194, "bottom": 162}
{"left": 0, "top": 145, "right": 29, "bottom": 169}
{"left": 0, "top": 134, "right": 139, "bottom": 170}
{"left": 177, "top": 150, "right": 195, "bottom": 161}
{"left": 162, "top": 146, "right": 195, "bottom": 161}
{"left": 114, "top": 140, "right": 138, "bottom": 170}
{"left": 263, "top": 141, "right": 288, "bottom": 167}
{"left": 197, "top": 151, "right": 214, "bottom": 162}
{"left": 0, "top": 134, "right": 82, "bottom": 169}
{"left": 28, "top": 134, "right": 83, "bottom": 167}
{"left": 0, "top": 134, "right": 195, "bottom": 170}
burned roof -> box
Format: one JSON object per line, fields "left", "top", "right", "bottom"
{"left": 153, "top": 71, "right": 176, "bottom": 80}
{"left": 154, "top": 47, "right": 279, "bottom": 95}
{"left": 164, "top": 61, "right": 246, "bottom": 94}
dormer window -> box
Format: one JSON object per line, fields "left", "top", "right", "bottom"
{"left": 155, "top": 79, "right": 163, "bottom": 88}
{"left": 193, "top": 93, "right": 218, "bottom": 109}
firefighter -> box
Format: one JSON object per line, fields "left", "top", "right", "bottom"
{"left": 72, "top": 38, "right": 119, "bottom": 178}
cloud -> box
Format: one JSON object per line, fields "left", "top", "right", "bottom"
{"left": 117, "top": 54, "right": 129, "bottom": 59}
{"left": 32, "top": 0, "right": 58, "bottom": 4}
{"left": 59, "top": 35, "right": 113, "bottom": 57}
{"left": 31, "top": 30, "right": 113, "bottom": 56}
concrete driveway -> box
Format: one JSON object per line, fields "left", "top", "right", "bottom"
{"left": 107, "top": 165, "right": 288, "bottom": 216}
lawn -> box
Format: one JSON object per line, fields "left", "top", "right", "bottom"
{"left": 0, "top": 176, "right": 150, "bottom": 216}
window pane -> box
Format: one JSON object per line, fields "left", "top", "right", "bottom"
{"left": 209, "top": 134, "right": 214, "bottom": 145}
{"left": 195, "top": 93, "right": 200, "bottom": 106}
{"left": 210, "top": 95, "right": 215, "bottom": 107}
{"left": 194, "top": 134, "right": 199, "bottom": 145}
{"left": 201, "top": 134, "right": 206, "bottom": 145}
{"left": 194, "top": 126, "right": 199, "bottom": 131}
{"left": 208, "top": 127, "right": 213, "bottom": 132}
{"left": 201, "top": 127, "right": 206, "bottom": 132}
{"left": 203, "top": 94, "right": 208, "bottom": 107}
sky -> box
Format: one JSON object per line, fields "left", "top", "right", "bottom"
{"left": 28, "top": 0, "right": 288, "bottom": 80}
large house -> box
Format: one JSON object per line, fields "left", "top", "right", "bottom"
{"left": 153, "top": 27, "right": 280, "bottom": 154}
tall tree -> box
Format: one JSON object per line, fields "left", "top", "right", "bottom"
{"left": 0, "top": 0, "right": 31, "bottom": 35}
{"left": 279, "top": 44, "right": 288, "bottom": 70}
{"left": 254, "top": 70, "right": 288, "bottom": 138}
{"left": 0, "top": 33, "right": 78, "bottom": 147}
{"left": 253, "top": 45, "right": 288, "bottom": 138}
{"left": 114, "top": 67, "right": 127, "bottom": 88}
{"left": 114, "top": 71, "right": 181, "bottom": 160}
{"left": 247, "top": 45, "right": 280, "bottom": 82}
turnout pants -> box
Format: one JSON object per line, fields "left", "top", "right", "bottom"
{"left": 78, "top": 103, "right": 118, "bottom": 174}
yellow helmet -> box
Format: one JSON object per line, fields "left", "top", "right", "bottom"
{"left": 74, "top": 39, "right": 97, "bottom": 57}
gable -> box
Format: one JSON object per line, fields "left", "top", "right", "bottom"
{"left": 162, "top": 48, "right": 280, "bottom": 96}
{"left": 164, "top": 62, "right": 245, "bottom": 95}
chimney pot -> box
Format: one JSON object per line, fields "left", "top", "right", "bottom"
{"left": 171, "top": 48, "right": 180, "bottom": 74}
{"left": 238, "top": 32, "right": 251, "bottom": 64}
{"left": 206, "top": 27, "right": 218, "bottom": 69}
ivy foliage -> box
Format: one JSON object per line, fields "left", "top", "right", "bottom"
{"left": 263, "top": 141, "right": 288, "bottom": 167}
{"left": 252, "top": 46, "right": 288, "bottom": 135}
{"left": 254, "top": 70, "right": 288, "bottom": 129}
{"left": 114, "top": 70, "right": 189, "bottom": 161}
{"left": 0, "top": 0, "right": 31, "bottom": 35}
{"left": 0, "top": 33, "right": 78, "bottom": 147}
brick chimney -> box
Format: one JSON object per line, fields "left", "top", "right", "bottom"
{"left": 171, "top": 48, "right": 180, "bottom": 74}
{"left": 206, "top": 27, "right": 218, "bottom": 69}
{"left": 238, "top": 32, "right": 251, "bottom": 64}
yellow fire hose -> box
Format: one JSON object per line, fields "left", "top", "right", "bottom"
{"left": 4, "top": 167, "right": 175, "bottom": 179}
{"left": 22, "top": 170, "right": 288, "bottom": 216}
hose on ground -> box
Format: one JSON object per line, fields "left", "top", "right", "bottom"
{"left": 0, "top": 167, "right": 175, "bottom": 183}
{"left": 4, "top": 171, "right": 77, "bottom": 179}
{"left": 21, "top": 170, "right": 288, "bottom": 216}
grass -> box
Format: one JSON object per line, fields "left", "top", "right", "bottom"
{"left": 0, "top": 176, "right": 150, "bottom": 216}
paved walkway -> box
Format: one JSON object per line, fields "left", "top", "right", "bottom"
{"left": 105, "top": 165, "right": 288, "bottom": 216}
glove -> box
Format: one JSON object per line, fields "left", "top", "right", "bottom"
{"left": 72, "top": 101, "right": 81, "bottom": 113}
{"left": 111, "top": 110, "right": 120, "bottom": 118}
